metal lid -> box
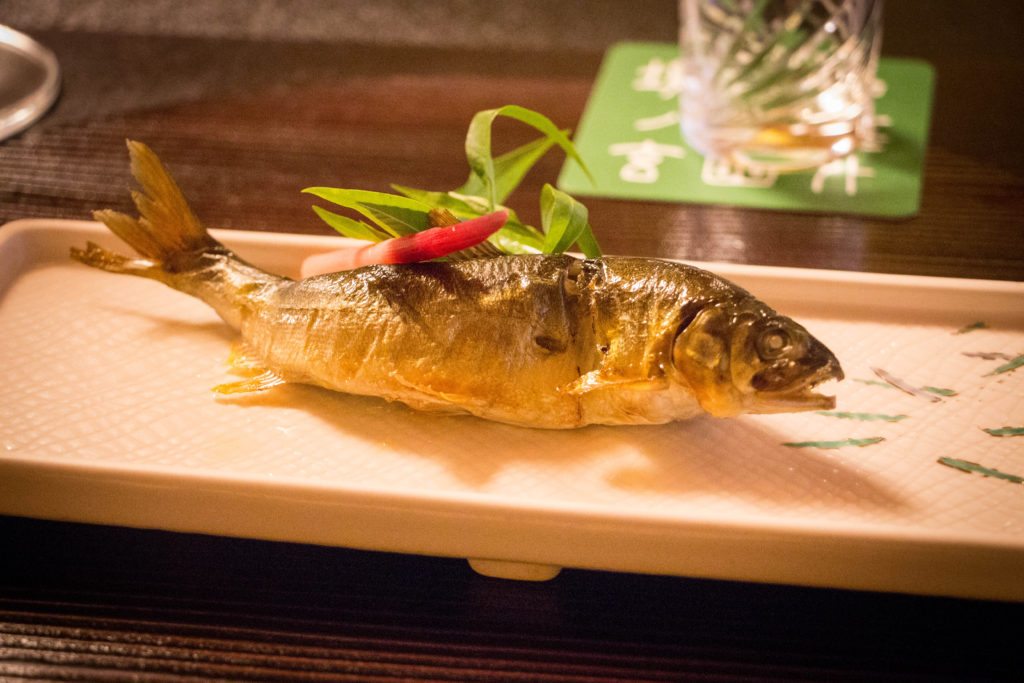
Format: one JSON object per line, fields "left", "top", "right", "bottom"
{"left": 0, "top": 24, "right": 61, "bottom": 142}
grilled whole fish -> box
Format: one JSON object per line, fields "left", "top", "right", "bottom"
{"left": 71, "top": 142, "right": 843, "bottom": 429}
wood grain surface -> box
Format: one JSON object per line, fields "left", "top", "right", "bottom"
{"left": 2, "top": 4, "right": 1023, "bottom": 680}
{"left": 2, "top": 515, "right": 1021, "bottom": 681}
{"left": 1, "top": 23, "right": 1022, "bottom": 281}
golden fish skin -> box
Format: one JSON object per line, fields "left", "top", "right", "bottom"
{"left": 241, "top": 255, "right": 731, "bottom": 428}
{"left": 71, "top": 141, "right": 843, "bottom": 429}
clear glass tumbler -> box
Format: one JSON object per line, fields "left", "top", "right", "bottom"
{"left": 679, "top": 0, "right": 883, "bottom": 172}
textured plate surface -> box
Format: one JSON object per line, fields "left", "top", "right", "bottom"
{"left": 2, "top": 220, "right": 1023, "bottom": 600}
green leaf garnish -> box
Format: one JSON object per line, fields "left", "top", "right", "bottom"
{"left": 465, "top": 105, "right": 594, "bottom": 208}
{"left": 490, "top": 217, "right": 546, "bottom": 254}
{"left": 303, "top": 188, "right": 432, "bottom": 237}
{"left": 539, "top": 184, "right": 601, "bottom": 258}
{"left": 937, "top": 457, "right": 1023, "bottom": 484}
{"left": 816, "top": 411, "right": 908, "bottom": 423}
{"left": 983, "top": 427, "right": 1024, "bottom": 437}
{"left": 456, "top": 134, "right": 559, "bottom": 204}
{"left": 310, "top": 205, "right": 390, "bottom": 242}
{"left": 390, "top": 186, "right": 486, "bottom": 219}
{"left": 571, "top": 211, "right": 603, "bottom": 260}
{"left": 308, "top": 105, "right": 602, "bottom": 259}
{"left": 783, "top": 437, "right": 885, "bottom": 449}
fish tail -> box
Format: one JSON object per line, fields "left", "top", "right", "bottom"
{"left": 73, "top": 140, "right": 282, "bottom": 330}
{"left": 71, "top": 139, "right": 218, "bottom": 281}
{"left": 69, "top": 239, "right": 168, "bottom": 282}
{"left": 88, "top": 140, "right": 218, "bottom": 268}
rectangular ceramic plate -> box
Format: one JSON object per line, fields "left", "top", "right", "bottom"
{"left": 2, "top": 219, "right": 1023, "bottom": 599}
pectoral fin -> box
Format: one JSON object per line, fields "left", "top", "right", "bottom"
{"left": 563, "top": 370, "right": 669, "bottom": 396}
{"left": 212, "top": 370, "right": 286, "bottom": 395}
{"left": 226, "top": 342, "right": 268, "bottom": 375}
{"left": 389, "top": 372, "right": 475, "bottom": 414}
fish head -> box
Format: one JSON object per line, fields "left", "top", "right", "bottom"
{"left": 670, "top": 299, "right": 843, "bottom": 417}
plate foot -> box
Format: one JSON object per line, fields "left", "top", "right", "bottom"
{"left": 467, "top": 558, "right": 562, "bottom": 581}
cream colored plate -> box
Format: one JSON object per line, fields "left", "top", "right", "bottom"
{"left": 2, "top": 219, "right": 1023, "bottom": 599}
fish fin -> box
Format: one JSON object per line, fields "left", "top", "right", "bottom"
{"left": 563, "top": 371, "right": 669, "bottom": 396}
{"left": 226, "top": 342, "right": 268, "bottom": 376}
{"left": 427, "top": 208, "right": 460, "bottom": 228}
{"left": 90, "top": 141, "right": 216, "bottom": 264}
{"left": 444, "top": 241, "right": 506, "bottom": 261}
{"left": 212, "top": 370, "right": 285, "bottom": 395}
{"left": 69, "top": 240, "right": 167, "bottom": 281}
{"left": 390, "top": 372, "right": 476, "bottom": 411}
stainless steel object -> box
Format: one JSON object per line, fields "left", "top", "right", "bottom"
{"left": 0, "top": 24, "right": 60, "bottom": 141}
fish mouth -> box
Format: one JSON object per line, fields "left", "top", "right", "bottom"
{"left": 750, "top": 361, "right": 844, "bottom": 414}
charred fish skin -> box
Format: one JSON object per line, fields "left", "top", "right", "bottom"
{"left": 241, "top": 255, "right": 762, "bottom": 428}
{"left": 70, "top": 141, "right": 844, "bottom": 429}
{"left": 243, "top": 255, "right": 589, "bottom": 427}
{"left": 572, "top": 257, "right": 749, "bottom": 425}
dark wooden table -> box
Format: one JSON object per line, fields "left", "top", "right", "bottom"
{"left": 2, "top": 3, "right": 1023, "bottom": 680}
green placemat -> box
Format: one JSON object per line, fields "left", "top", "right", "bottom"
{"left": 557, "top": 42, "right": 935, "bottom": 217}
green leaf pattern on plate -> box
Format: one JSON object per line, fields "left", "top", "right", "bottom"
{"left": 783, "top": 437, "right": 885, "bottom": 450}
{"left": 937, "top": 458, "right": 1024, "bottom": 485}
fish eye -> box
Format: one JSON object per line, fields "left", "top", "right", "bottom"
{"left": 756, "top": 327, "right": 791, "bottom": 359}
